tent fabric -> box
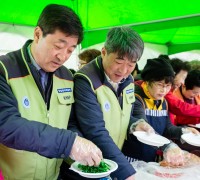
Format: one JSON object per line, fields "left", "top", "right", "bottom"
{"left": 0, "top": 0, "right": 199, "bottom": 54}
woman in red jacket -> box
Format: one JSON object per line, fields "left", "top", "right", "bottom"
{"left": 172, "top": 70, "right": 200, "bottom": 125}
{"left": 160, "top": 57, "right": 200, "bottom": 124}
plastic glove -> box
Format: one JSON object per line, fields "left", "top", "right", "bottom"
{"left": 69, "top": 136, "right": 102, "bottom": 166}
{"left": 163, "top": 143, "right": 185, "bottom": 166}
{"left": 130, "top": 119, "right": 154, "bottom": 134}
{"left": 182, "top": 127, "right": 200, "bottom": 135}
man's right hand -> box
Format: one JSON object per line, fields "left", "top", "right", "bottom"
{"left": 135, "top": 121, "right": 154, "bottom": 134}
{"left": 69, "top": 136, "right": 102, "bottom": 166}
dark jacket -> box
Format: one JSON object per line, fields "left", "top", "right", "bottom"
{"left": 0, "top": 40, "right": 79, "bottom": 159}
{"left": 74, "top": 57, "right": 142, "bottom": 180}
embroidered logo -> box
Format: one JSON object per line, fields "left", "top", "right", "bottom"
{"left": 129, "top": 95, "right": 134, "bottom": 100}
{"left": 126, "top": 89, "right": 134, "bottom": 94}
{"left": 63, "top": 96, "right": 71, "bottom": 100}
{"left": 22, "top": 96, "right": 30, "bottom": 108}
{"left": 57, "top": 88, "right": 72, "bottom": 93}
{"left": 104, "top": 101, "right": 110, "bottom": 112}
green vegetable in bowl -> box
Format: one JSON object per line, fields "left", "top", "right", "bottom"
{"left": 78, "top": 161, "right": 111, "bottom": 173}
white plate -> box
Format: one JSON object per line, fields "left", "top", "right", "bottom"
{"left": 133, "top": 131, "right": 170, "bottom": 147}
{"left": 181, "top": 133, "right": 200, "bottom": 147}
{"left": 70, "top": 159, "right": 118, "bottom": 178}
{"left": 190, "top": 123, "right": 200, "bottom": 129}
{"left": 195, "top": 123, "right": 200, "bottom": 128}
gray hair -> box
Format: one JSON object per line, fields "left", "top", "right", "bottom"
{"left": 104, "top": 26, "right": 144, "bottom": 61}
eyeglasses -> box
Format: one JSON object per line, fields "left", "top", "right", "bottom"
{"left": 153, "top": 82, "right": 172, "bottom": 90}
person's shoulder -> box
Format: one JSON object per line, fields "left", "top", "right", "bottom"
{"left": 69, "top": 68, "right": 76, "bottom": 75}
{"left": 55, "top": 66, "right": 74, "bottom": 80}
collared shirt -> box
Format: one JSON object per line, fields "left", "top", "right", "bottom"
{"left": 105, "top": 73, "right": 119, "bottom": 92}
{"left": 27, "top": 44, "right": 48, "bottom": 90}
{"left": 27, "top": 44, "right": 40, "bottom": 71}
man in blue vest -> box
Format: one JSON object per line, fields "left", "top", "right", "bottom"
{"left": 0, "top": 4, "right": 102, "bottom": 179}
{"left": 74, "top": 27, "right": 145, "bottom": 180}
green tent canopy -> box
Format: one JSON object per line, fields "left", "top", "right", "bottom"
{"left": 0, "top": 0, "right": 199, "bottom": 54}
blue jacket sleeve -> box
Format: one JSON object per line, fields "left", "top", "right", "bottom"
{"left": 67, "top": 104, "right": 84, "bottom": 137}
{"left": 74, "top": 76, "right": 135, "bottom": 180}
{"left": 163, "top": 115, "right": 182, "bottom": 140}
{"left": 0, "top": 74, "right": 76, "bottom": 158}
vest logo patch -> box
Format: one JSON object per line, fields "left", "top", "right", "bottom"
{"left": 63, "top": 96, "right": 71, "bottom": 100}
{"left": 129, "top": 95, "right": 134, "bottom": 100}
{"left": 104, "top": 101, "right": 110, "bottom": 112}
{"left": 126, "top": 89, "right": 134, "bottom": 94}
{"left": 22, "top": 96, "right": 30, "bottom": 108}
{"left": 57, "top": 88, "right": 72, "bottom": 93}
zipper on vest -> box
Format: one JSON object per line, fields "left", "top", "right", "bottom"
{"left": 118, "top": 111, "right": 123, "bottom": 146}
{"left": 47, "top": 110, "right": 50, "bottom": 121}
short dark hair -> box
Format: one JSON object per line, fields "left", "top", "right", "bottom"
{"left": 37, "top": 4, "right": 83, "bottom": 44}
{"left": 104, "top": 26, "right": 144, "bottom": 62}
{"left": 78, "top": 49, "right": 101, "bottom": 63}
{"left": 170, "top": 58, "right": 191, "bottom": 75}
{"left": 185, "top": 70, "right": 200, "bottom": 90}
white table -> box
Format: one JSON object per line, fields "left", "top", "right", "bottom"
{"left": 131, "top": 161, "right": 200, "bottom": 180}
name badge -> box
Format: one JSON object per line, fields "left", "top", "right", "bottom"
{"left": 57, "top": 88, "right": 72, "bottom": 93}
{"left": 126, "top": 88, "right": 134, "bottom": 94}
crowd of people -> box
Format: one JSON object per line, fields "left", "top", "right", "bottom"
{"left": 0, "top": 3, "right": 200, "bottom": 180}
